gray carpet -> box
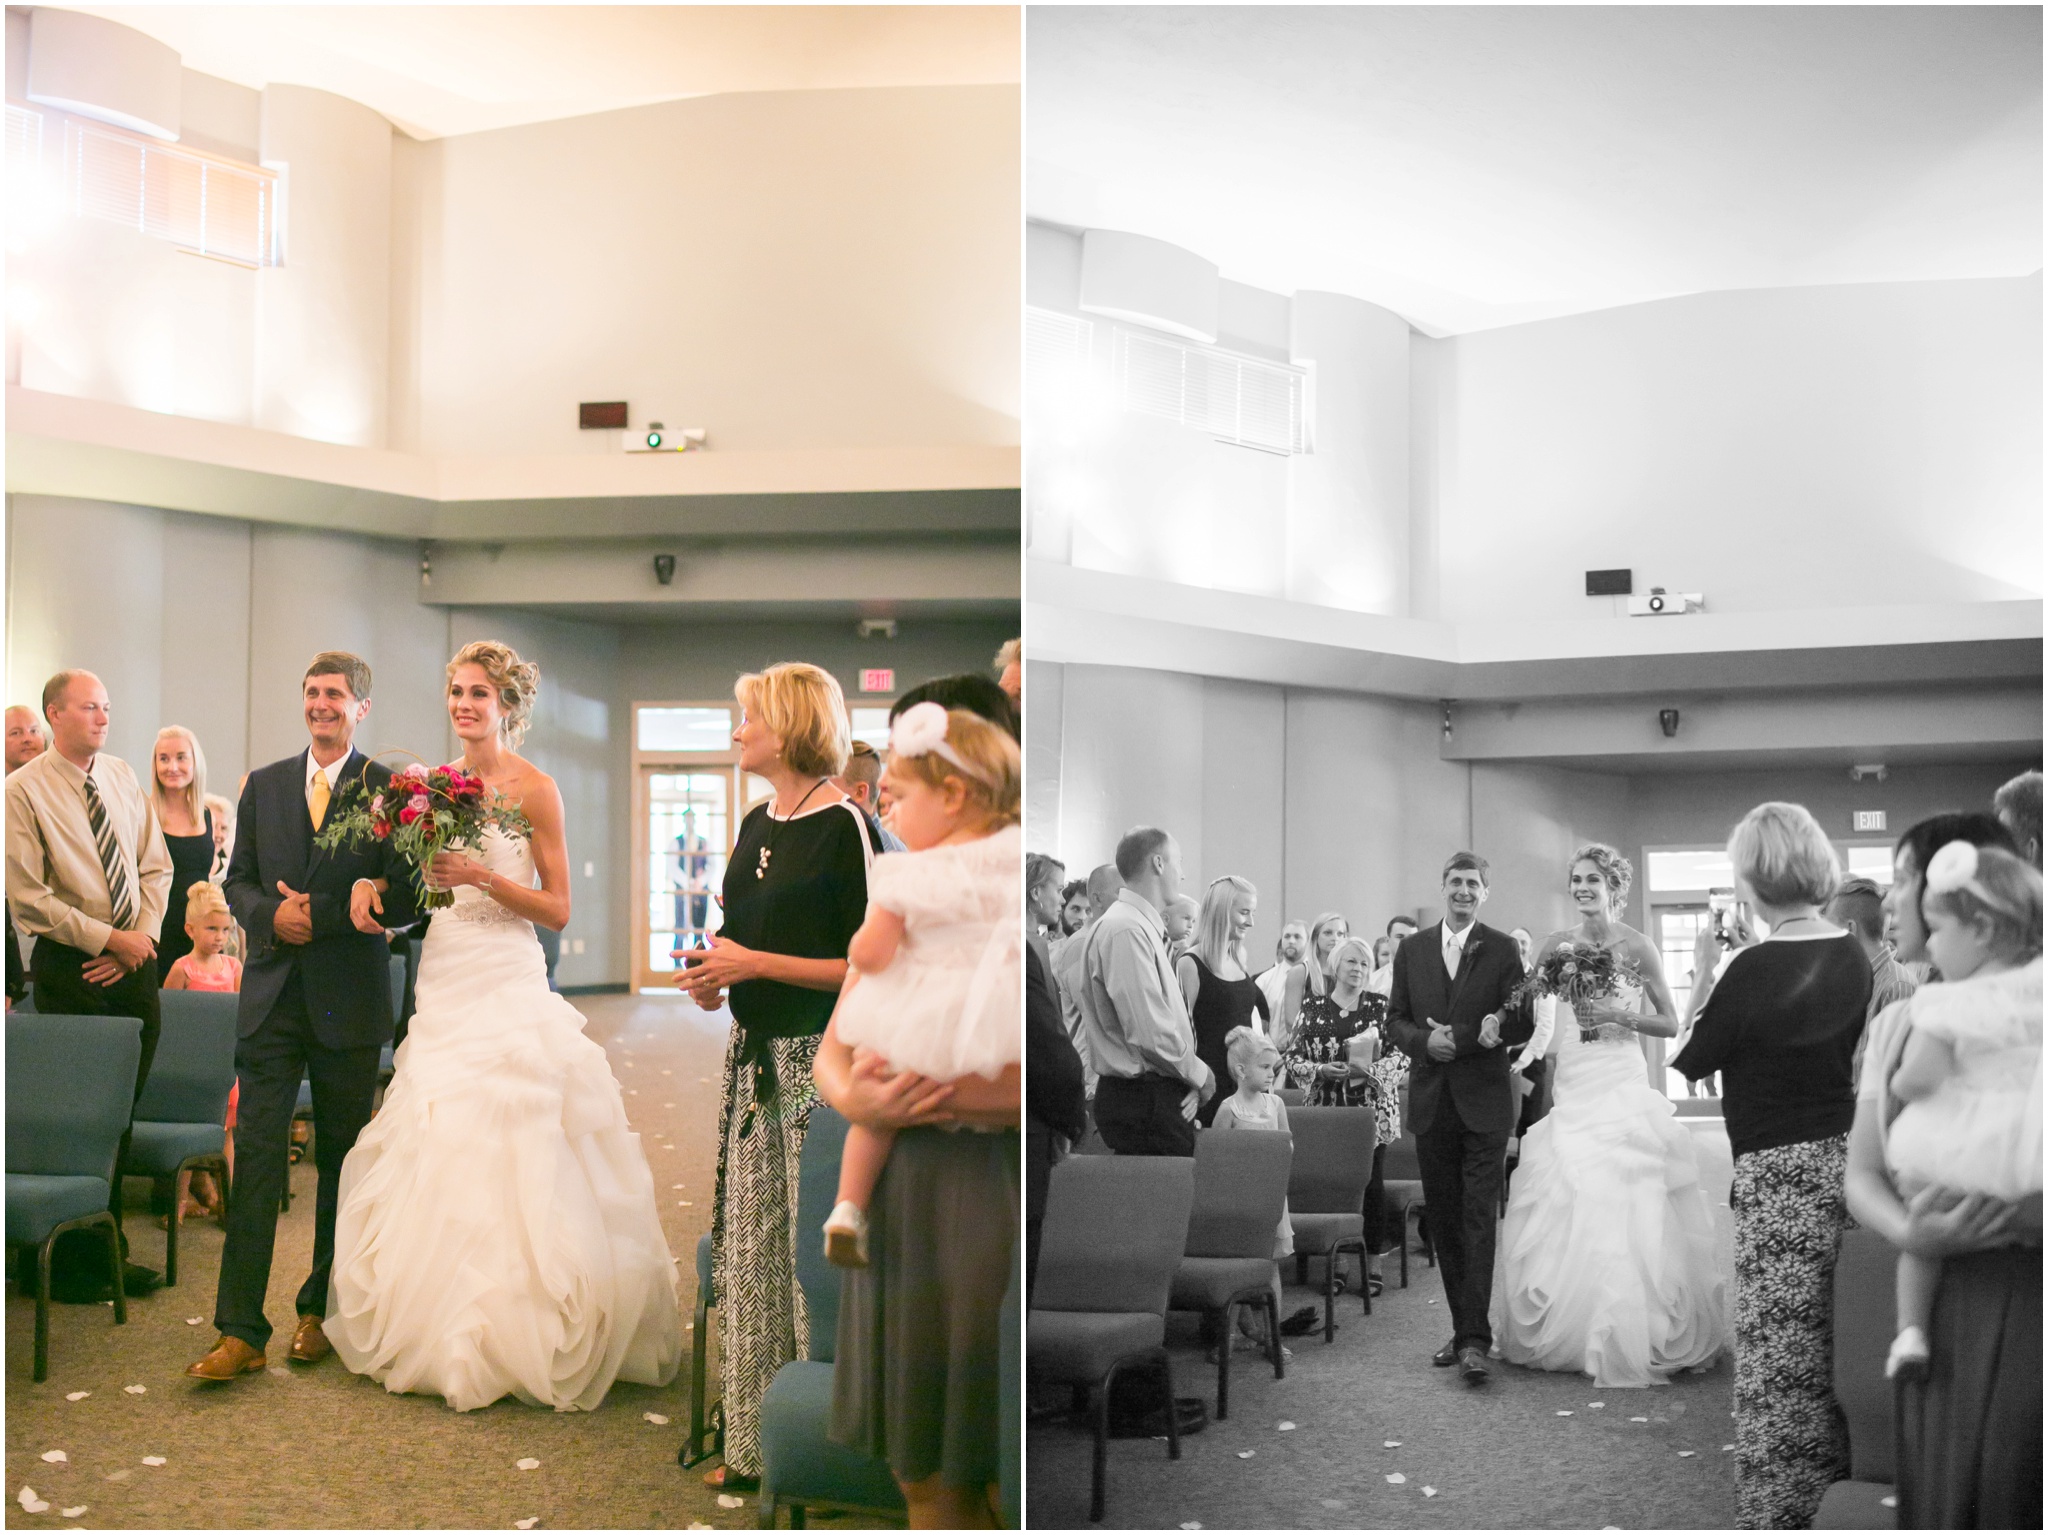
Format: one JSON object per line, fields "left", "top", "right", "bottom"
{"left": 7, "top": 995, "right": 865, "bottom": 1530}
{"left": 1027, "top": 1249, "right": 1738, "bottom": 1530}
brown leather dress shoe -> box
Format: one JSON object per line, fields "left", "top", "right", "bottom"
{"left": 186, "top": 1335, "right": 266, "bottom": 1381}
{"left": 288, "top": 1315, "right": 332, "bottom": 1364}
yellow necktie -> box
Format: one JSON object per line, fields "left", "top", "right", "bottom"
{"left": 309, "top": 769, "right": 330, "bottom": 831}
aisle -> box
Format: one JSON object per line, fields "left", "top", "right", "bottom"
{"left": 1027, "top": 1245, "right": 1738, "bottom": 1530}
{"left": 5, "top": 994, "right": 828, "bottom": 1531}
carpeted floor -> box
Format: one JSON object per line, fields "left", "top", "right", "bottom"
{"left": 1027, "top": 1247, "right": 1738, "bottom": 1531}
{"left": 7, "top": 994, "right": 864, "bottom": 1531}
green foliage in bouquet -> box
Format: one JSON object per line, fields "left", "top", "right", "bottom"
{"left": 313, "top": 757, "right": 532, "bottom": 909}
{"left": 1507, "top": 939, "right": 1645, "bottom": 1043}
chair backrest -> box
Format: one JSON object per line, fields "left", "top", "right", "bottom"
{"left": 1033, "top": 1154, "right": 1194, "bottom": 1316}
{"left": 1275, "top": 1086, "right": 1307, "bottom": 1107}
{"left": 795, "top": 1103, "right": 851, "bottom": 1363}
{"left": 1286, "top": 1106, "right": 1377, "bottom": 1213}
{"left": 1185, "top": 1130, "right": 1292, "bottom": 1257}
{"left": 1381, "top": 1132, "right": 1421, "bottom": 1182}
{"left": 6, "top": 1014, "right": 143, "bottom": 1179}
{"left": 1832, "top": 1224, "right": 1897, "bottom": 1483}
{"left": 135, "top": 990, "right": 238, "bottom": 1125}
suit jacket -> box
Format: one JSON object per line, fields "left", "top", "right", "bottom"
{"left": 224, "top": 749, "right": 418, "bottom": 1048}
{"left": 1026, "top": 943, "right": 1087, "bottom": 1147}
{"left": 1385, "top": 919, "right": 1531, "bottom": 1136}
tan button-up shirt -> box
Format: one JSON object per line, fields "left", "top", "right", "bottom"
{"left": 6, "top": 748, "right": 172, "bottom": 954}
{"left": 1075, "top": 889, "right": 1205, "bottom": 1087}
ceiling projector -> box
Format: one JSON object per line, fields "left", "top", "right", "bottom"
{"left": 1628, "top": 587, "right": 1703, "bottom": 617}
{"left": 624, "top": 421, "right": 707, "bottom": 453}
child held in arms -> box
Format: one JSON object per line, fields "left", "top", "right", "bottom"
{"left": 822, "top": 704, "right": 1023, "bottom": 1265}
{"left": 1883, "top": 842, "right": 2042, "bottom": 1379}
{"left": 161, "top": 881, "right": 242, "bottom": 1219}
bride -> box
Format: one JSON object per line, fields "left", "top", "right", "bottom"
{"left": 323, "top": 641, "right": 683, "bottom": 1411}
{"left": 1491, "top": 843, "right": 1729, "bottom": 1388}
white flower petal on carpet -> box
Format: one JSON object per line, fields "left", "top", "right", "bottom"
{"left": 64, "top": 1393, "right": 88, "bottom": 1402}
{"left": 1386, "top": 1473, "right": 1406, "bottom": 1485}
{"left": 516, "top": 1458, "right": 541, "bottom": 1470}
{"left": 20, "top": 1486, "right": 51, "bottom": 1513}
{"left": 1423, "top": 1487, "right": 1438, "bottom": 1497}
{"left": 1382, "top": 1439, "right": 1401, "bottom": 1448}
{"left": 141, "top": 1458, "right": 166, "bottom": 1468}
{"left": 186, "top": 1317, "right": 203, "bottom": 1325}
{"left": 1236, "top": 1450, "right": 1254, "bottom": 1459}
{"left": 123, "top": 1385, "right": 146, "bottom": 1395}
{"left": 716, "top": 1494, "right": 745, "bottom": 1509}
{"left": 643, "top": 1413, "right": 670, "bottom": 1425}
{"left": 61, "top": 1506, "right": 86, "bottom": 1518}
{"left": 1276, "top": 1420, "right": 1295, "bottom": 1431}
{"left": 41, "top": 1450, "right": 67, "bottom": 1463}
{"left": 515, "top": 1519, "right": 540, "bottom": 1529}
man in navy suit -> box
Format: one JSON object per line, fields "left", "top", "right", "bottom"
{"left": 189, "top": 652, "right": 418, "bottom": 1381}
{"left": 1385, "top": 851, "right": 1531, "bottom": 1384}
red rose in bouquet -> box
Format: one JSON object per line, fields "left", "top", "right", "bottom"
{"left": 315, "top": 756, "right": 533, "bottom": 909}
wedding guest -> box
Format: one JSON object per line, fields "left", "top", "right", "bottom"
{"left": 836, "top": 740, "right": 906, "bottom": 853}
{"left": 1024, "top": 941, "right": 1086, "bottom": 1297}
{"left": 1280, "top": 936, "right": 1385, "bottom": 1109}
{"left": 1256, "top": 919, "right": 1308, "bottom": 1021}
{"left": 1074, "top": 828, "right": 1212, "bottom": 1155}
{"left": 889, "top": 674, "right": 1017, "bottom": 741}
{"left": 1367, "top": 915, "right": 1413, "bottom": 997}
{"left": 5, "top": 669, "right": 172, "bottom": 1296}
{"left": 1992, "top": 768, "right": 2041, "bottom": 867}
{"left": 681, "top": 663, "right": 872, "bottom": 1492}
{"left": 1053, "top": 862, "right": 1121, "bottom": 1086}
{"left": 1026, "top": 852, "right": 1066, "bottom": 977}
{"left": 1176, "top": 875, "right": 1271, "bottom": 1124}
{"left": 1163, "top": 893, "right": 1199, "bottom": 957}
{"left": 1845, "top": 812, "right": 2038, "bottom": 1530}
{"left": 1673, "top": 802, "right": 1870, "bottom": 1530}
{"left": 205, "top": 792, "right": 236, "bottom": 878}
{"left": 149, "top": 726, "right": 218, "bottom": 984}
{"left": 162, "top": 880, "right": 241, "bottom": 1217}
{"left": 994, "top": 637, "right": 1022, "bottom": 707}
{"left": 1279, "top": 910, "right": 1350, "bottom": 1043}
{"left": 1510, "top": 926, "right": 1536, "bottom": 972}
{"left": 1824, "top": 875, "right": 1918, "bottom": 1076}
{"left": 6, "top": 703, "right": 47, "bottom": 771}
{"left": 1056, "top": 878, "right": 1089, "bottom": 938}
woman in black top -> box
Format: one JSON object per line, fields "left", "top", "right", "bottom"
{"left": 1674, "top": 802, "right": 1872, "bottom": 1531}
{"left": 678, "top": 664, "right": 872, "bottom": 1491}
{"left": 1176, "top": 876, "right": 1271, "bottom": 1124}
{"left": 149, "top": 727, "right": 216, "bottom": 983}
{"left": 1844, "top": 813, "right": 2039, "bottom": 1531}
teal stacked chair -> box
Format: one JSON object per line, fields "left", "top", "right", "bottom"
{"left": 124, "top": 990, "right": 237, "bottom": 1286}
{"left": 1168, "top": 1130, "right": 1290, "bottom": 1419}
{"left": 755, "top": 1106, "right": 907, "bottom": 1529}
{"left": 7, "top": 1014, "right": 142, "bottom": 1381}
{"left": 679, "top": 1230, "right": 721, "bottom": 1467}
{"left": 1287, "top": 1106, "right": 1377, "bottom": 1341}
{"left": 1028, "top": 1154, "right": 1196, "bottom": 1524}
{"left": 1815, "top": 1225, "right": 1898, "bottom": 1529}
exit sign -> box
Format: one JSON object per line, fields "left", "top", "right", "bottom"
{"left": 1853, "top": 811, "right": 1887, "bottom": 832}
{"left": 859, "top": 668, "right": 895, "bottom": 694}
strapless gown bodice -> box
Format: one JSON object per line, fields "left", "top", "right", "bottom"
{"left": 1491, "top": 981, "right": 1731, "bottom": 1388}
{"left": 325, "top": 826, "right": 683, "bottom": 1412}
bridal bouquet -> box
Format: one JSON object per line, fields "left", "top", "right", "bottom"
{"left": 314, "top": 759, "right": 531, "bottom": 909}
{"left": 1508, "top": 940, "right": 1643, "bottom": 1043}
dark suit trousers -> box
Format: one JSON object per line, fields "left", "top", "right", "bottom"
{"left": 1415, "top": 1094, "right": 1509, "bottom": 1351}
{"left": 1094, "top": 1074, "right": 1197, "bottom": 1157}
{"left": 214, "top": 968, "right": 379, "bottom": 1349}
{"left": 32, "top": 940, "right": 162, "bottom": 1263}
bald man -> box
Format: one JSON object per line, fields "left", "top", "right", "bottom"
{"left": 6, "top": 704, "right": 47, "bottom": 774}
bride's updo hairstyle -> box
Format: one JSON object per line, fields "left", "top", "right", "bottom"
{"left": 449, "top": 641, "right": 541, "bottom": 748}
{"left": 1570, "top": 842, "right": 1634, "bottom": 909}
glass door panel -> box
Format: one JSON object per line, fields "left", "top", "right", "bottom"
{"left": 645, "top": 770, "right": 730, "bottom": 980}
{"left": 1656, "top": 905, "right": 1711, "bottom": 1097}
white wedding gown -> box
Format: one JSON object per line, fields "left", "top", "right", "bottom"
{"left": 325, "top": 828, "right": 683, "bottom": 1411}
{"left": 1491, "top": 983, "right": 1730, "bottom": 1387}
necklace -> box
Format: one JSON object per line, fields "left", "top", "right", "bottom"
{"left": 756, "top": 778, "right": 830, "bottom": 879}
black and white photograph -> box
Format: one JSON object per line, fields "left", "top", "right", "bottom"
{"left": 1022, "top": 6, "right": 2041, "bottom": 1531}
{"left": 4, "top": 5, "right": 1021, "bottom": 1529}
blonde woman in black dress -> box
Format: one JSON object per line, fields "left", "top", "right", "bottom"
{"left": 1177, "top": 875, "right": 1271, "bottom": 1124}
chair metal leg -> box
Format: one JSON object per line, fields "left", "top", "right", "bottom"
{"left": 1091, "top": 1360, "right": 1118, "bottom": 1523}
{"left": 1214, "top": 1302, "right": 1232, "bottom": 1420}
{"left": 682, "top": 1292, "right": 715, "bottom": 1466}
{"left": 755, "top": 1492, "right": 776, "bottom": 1530}
{"left": 788, "top": 1506, "right": 806, "bottom": 1530}
{"left": 1157, "top": 1347, "right": 1181, "bottom": 1461}
{"left": 165, "top": 1160, "right": 185, "bottom": 1288}
{"left": 34, "top": 1234, "right": 54, "bottom": 1383}
{"left": 1265, "top": 1289, "right": 1285, "bottom": 1380}
{"left": 104, "top": 1215, "right": 125, "bottom": 1327}
{"left": 1323, "top": 1254, "right": 1337, "bottom": 1343}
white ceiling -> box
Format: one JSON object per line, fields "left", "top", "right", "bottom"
{"left": 1027, "top": 5, "right": 2042, "bottom": 336}
{"left": 71, "top": 4, "right": 1019, "bottom": 140}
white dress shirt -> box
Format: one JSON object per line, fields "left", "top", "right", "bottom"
{"left": 1442, "top": 919, "right": 1475, "bottom": 978}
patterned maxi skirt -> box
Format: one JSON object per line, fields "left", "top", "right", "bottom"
{"left": 1730, "top": 1135, "right": 1852, "bottom": 1530}
{"left": 710, "top": 1030, "right": 821, "bottom": 1478}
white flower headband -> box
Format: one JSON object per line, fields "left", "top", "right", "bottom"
{"left": 1924, "top": 840, "right": 2024, "bottom": 919}
{"left": 889, "top": 701, "right": 992, "bottom": 785}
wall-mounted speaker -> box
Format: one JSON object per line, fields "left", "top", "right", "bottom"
{"left": 1585, "top": 568, "right": 1633, "bottom": 596}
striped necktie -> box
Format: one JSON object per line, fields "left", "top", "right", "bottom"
{"left": 82, "top": 772, "right": 137, "bottom": 931}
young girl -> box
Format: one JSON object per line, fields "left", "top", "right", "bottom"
{"left": 822, "top": 703, "right": 1023, "bottom": 1266}
{"left": 1209, "top": 1026, "right": 1295, "bottom": 1352}
{"left": 162, "top": 881, "right": 242, "bottom": 1218}
{"left": 1883, "top": 841, "right": 2043, "bottom": 1379}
